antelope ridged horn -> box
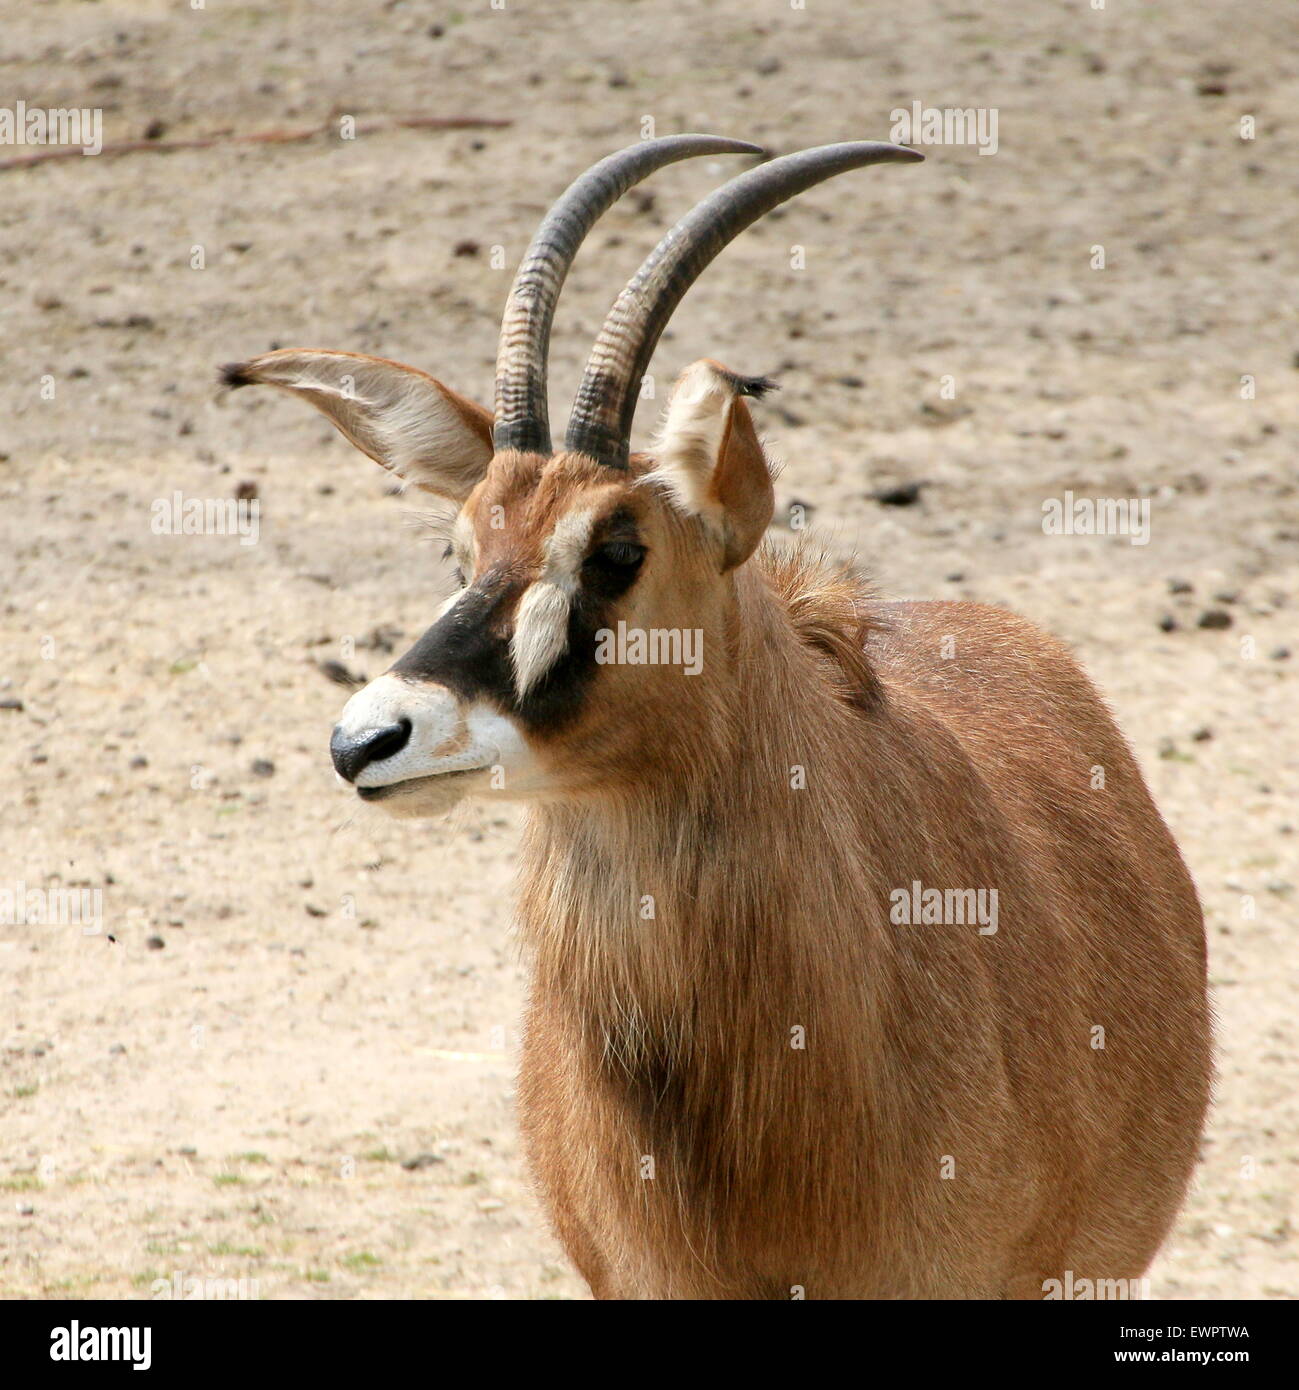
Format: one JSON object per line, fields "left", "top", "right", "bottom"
{"left": 564, "top": 141, "right": 924, "bottom": 467}
{"left": 492, "top": 134, "right": 763, "bottom": 456}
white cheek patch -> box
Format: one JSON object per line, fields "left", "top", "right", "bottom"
{"left": 511, "top": 581, "right": 571, "bottom": 697}
{"left": 544, "top": 506, "right": 600, "bottom": 577}
{"left": 508, "top": 506, "right": 598, "bottom": 698}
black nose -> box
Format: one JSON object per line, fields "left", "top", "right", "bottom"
{"left": 330, "top": 719, "right": 412, "bottom": 783}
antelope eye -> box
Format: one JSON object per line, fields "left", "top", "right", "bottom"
{"left": 588, "top": 540, "right": 645, "bottom": 570}
{"left": 442, "top": 543, "right": 467, "bottom": 588}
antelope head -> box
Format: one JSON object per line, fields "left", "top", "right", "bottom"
{"left": 222, "top": 137, "right": 921, "bottom": 818}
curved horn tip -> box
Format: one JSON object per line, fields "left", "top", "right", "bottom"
{"left": 684, "top": 136, "right": 766, "bottom": 155}
{"left": 828, "top": 140, "right": 925, "bottom": 164}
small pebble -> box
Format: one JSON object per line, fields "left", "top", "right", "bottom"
{"left": 402, "top": 1153, "right": 445, "bottom": 1171}
{"left": 318, "top": 660, "right": 365, "bottom": 687}
{"left": 871, "top": 481, "right": 926, "bottom": 507}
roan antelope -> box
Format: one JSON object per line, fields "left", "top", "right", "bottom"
{"left": 221, "top": 136, "right": 1213, "bottom": 1299}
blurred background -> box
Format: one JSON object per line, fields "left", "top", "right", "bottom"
{"left": 1, "top": 0, "right": 1294, "bottom": 1298}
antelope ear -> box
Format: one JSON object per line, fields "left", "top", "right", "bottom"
{"left": 220, "top": 349, "right": 494, "bottom": 503}
{"left": 650, "top": 359, "right": 776, "bottom": 571}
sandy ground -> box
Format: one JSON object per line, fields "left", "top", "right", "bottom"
{"left": 1, "top": 0, "right": 1295, "bottom": 1300}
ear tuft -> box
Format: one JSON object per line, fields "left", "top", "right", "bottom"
{"left": 730, "top": 373, "right": 779, "bottom": 399}
{"left": 219, "top": 361, "right": 256, "bottom": 389}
